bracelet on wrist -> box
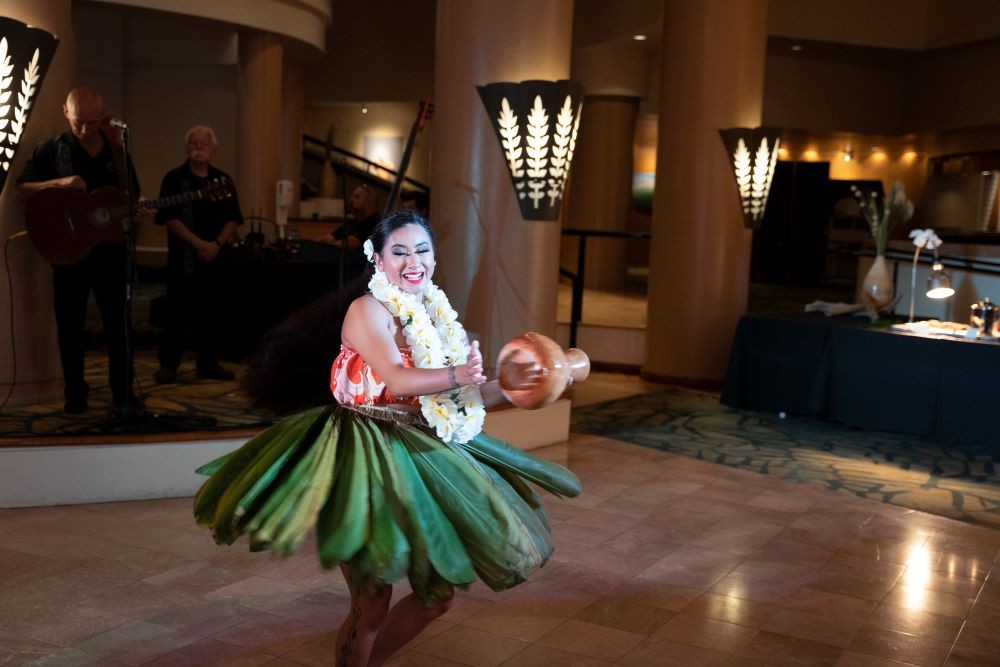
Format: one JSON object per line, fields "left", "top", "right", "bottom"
{"left": 448, "top": 365, "right": 458, "bottom": 388}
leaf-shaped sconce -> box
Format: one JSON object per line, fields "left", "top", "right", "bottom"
{"left": 0, "top": 17, "right": 59, "bottom": 194}
{"left": 478, "top": 79, "right": 584, "bottom": 221}
{"left": 718, "top": 126, "right": 781, "bottom": 230}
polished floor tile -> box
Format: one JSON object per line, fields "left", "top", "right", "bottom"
{"left": 3, "top": 403, "right": 1000, "bottom": 665}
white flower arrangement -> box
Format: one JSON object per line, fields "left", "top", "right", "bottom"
{"left": 366, "top": 260, "right": 485, "bottom": 444}
{"left": 909, "top": 228, "right": 942, "bottom": 250}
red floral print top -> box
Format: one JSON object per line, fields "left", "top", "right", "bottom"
{"left": 330, "top": 345, "right": 419, "bottom": 406}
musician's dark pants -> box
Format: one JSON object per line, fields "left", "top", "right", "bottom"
{"left": 51, "top": 241, "right": 131, "bottom": 406}
{"left": 158, "top": 260, "right": 226, "bottom": 372}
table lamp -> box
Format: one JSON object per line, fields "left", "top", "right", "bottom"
{"left": 908, "top": 228, "right": 955, "bottom": 322}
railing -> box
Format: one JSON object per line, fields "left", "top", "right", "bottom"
{"left": 559, "top": 228, "right": 652, "bottom": 348}
{"left": 302, "top": 134, "right": 430, "bottom": 194}
{"left": 850, "top": 248, "right": 1000, "bottom": 296}
{"left": 856, "top": 248, "right": 1000, "bottom": 277}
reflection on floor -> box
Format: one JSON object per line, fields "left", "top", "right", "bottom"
{"left": 2, "top": 434, "right": 999, "bottom": 666}
{"left": 572, "top": 386, "right": 1000, "bottom": 531}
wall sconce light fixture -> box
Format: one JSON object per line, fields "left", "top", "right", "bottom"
{"left": 477, "top": 79, "right": 584, "bottom": 221}
{"left": 0, "top": 16, "right": 59, "bottom": 194}
{"left": 718, "top": 126, "right": 781, "bottom": 229}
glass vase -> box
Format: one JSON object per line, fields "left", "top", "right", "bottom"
{"left": 860, "top": 254, "right": 894, "bottom": 313}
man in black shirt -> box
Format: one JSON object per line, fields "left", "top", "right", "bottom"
{"left": 334, "top": 184, "right": 380, "bottom": 247}
{"left": 16, "top": 87, "right": 140, "bottom": 414}
{"left": 324, "top": 184, "right": 380, "bottom": 282}
{"left": 154, "top": 125, "right": 243, "bottom": 383}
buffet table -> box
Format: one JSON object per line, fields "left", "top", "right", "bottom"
{"left": 721, "top": 313, "right": 998, "bottom": 446}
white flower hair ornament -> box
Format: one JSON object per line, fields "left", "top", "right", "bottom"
{"left": 363, "top": 238, "right": 376, "bottom": 264}
{"left": 909, "top": 228, "right": 942, "bottom": 250}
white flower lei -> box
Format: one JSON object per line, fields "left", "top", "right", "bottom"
{"left": 364, "top": 240, "right": 485, "bottom": 444}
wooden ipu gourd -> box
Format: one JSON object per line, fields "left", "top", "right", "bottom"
{"left": 496, "top": 332, "right": 590, "bottom": 410}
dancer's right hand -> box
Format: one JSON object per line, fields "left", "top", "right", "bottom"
{"left": 457, "top": 340, "right": 487, "bottom": 386}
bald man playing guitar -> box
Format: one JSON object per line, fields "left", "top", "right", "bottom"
{"left": 16, "top": 86, "right": 144, "bottom": 414}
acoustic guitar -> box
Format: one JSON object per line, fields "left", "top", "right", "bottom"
{"left": 24, "top": 177, "right": 233, "bottom": 265}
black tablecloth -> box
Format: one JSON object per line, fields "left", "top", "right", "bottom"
{"left": 222, "top": 258, "right": 345, "bottom": 359}
{"left": 721, "top": 313, "right": 999, "bottom": 446}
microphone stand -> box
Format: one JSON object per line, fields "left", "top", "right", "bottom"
{"left": 113, "top": 123, "right": 143, "bottom": 419}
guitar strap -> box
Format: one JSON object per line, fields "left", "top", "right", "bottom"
{"left": 54, "top": 135, "right": 74, "bottom": 179}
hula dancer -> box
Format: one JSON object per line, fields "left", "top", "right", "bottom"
{"left": 194, "top": 211, "right": 581, "bottom": 666}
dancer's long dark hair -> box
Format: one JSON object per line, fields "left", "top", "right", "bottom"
{"left": 241, "top": 210, "right": 436, "bottom": 414}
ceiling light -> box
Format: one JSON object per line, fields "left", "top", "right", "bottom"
{"left": 633, "top": 34, "right": 647, "bottom": 41}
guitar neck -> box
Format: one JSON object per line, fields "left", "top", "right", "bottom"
{"left": 153, "top": 188, "right": 209, "bottom": 210}
{"left": 108, "top": 186, "right": 209, "bottom": 218}
{"left": 384, "top": 136, "right": 418, "bottom": 215}
{"left": 383, "top": 101, "right": 430, "bottom": 216}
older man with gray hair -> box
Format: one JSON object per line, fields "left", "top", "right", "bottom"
{"left": 154, "top": 125, "right": 243, "bottom": 384}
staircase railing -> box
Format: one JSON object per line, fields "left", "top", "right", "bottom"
{"left": 302, "top": 134, "right": 430, "bottom": 195}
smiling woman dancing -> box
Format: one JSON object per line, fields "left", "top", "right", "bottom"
{"left": 193, "top": 211, "right": 581, "bottom": 666}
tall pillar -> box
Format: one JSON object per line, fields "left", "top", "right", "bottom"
{"left": 643, "top": 0, "right": 768, "bottom": 384}
{"left": 0, "top": 0, "right": 76, "bottom": 404}
{"left": 237, "top": 31, "right": 282, "bottom": 225}
{"left": 431, "top": 0, "right": 574, "bottom": 370}
{"left": 280, "top": 59, "right": 303, "bottom": 217}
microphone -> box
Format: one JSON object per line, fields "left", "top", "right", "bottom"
{"left": 109, "top": 118, "right": 128, "bottom": 129}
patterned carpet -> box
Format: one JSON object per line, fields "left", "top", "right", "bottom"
{"left": 571, "top": 386, "right": 1000, "bottom": 530}
{"left": 0, "top": 350, "right": 272, "bottom": 438}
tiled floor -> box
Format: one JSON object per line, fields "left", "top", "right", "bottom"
{"left": 2, "top": 430, "right": 999, "bottom": 666}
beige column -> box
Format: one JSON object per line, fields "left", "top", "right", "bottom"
{"left": 644, "top": 0, "right": 768, "bottom": 385}
{"left": 564, "top": 95, "right": 638, "bottom": 290}
{"left": 280, "top": 59, "right": 303, "bottom": 217}
{"left": 237, "top": 31, "right": 282, "bottom": 225}
{"left": 0, "top": 0, "right": 76, "bottom": 404}
{"left": 431, "top": 0, "right": 574, "bottom": 370}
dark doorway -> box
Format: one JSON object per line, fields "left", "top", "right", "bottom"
{"left": 750, "top": 161, "right": 831, "bottom": 287}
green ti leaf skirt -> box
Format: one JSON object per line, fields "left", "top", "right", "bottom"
{"left": 193, "top": 404, "right": 582, "bottom": 604}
